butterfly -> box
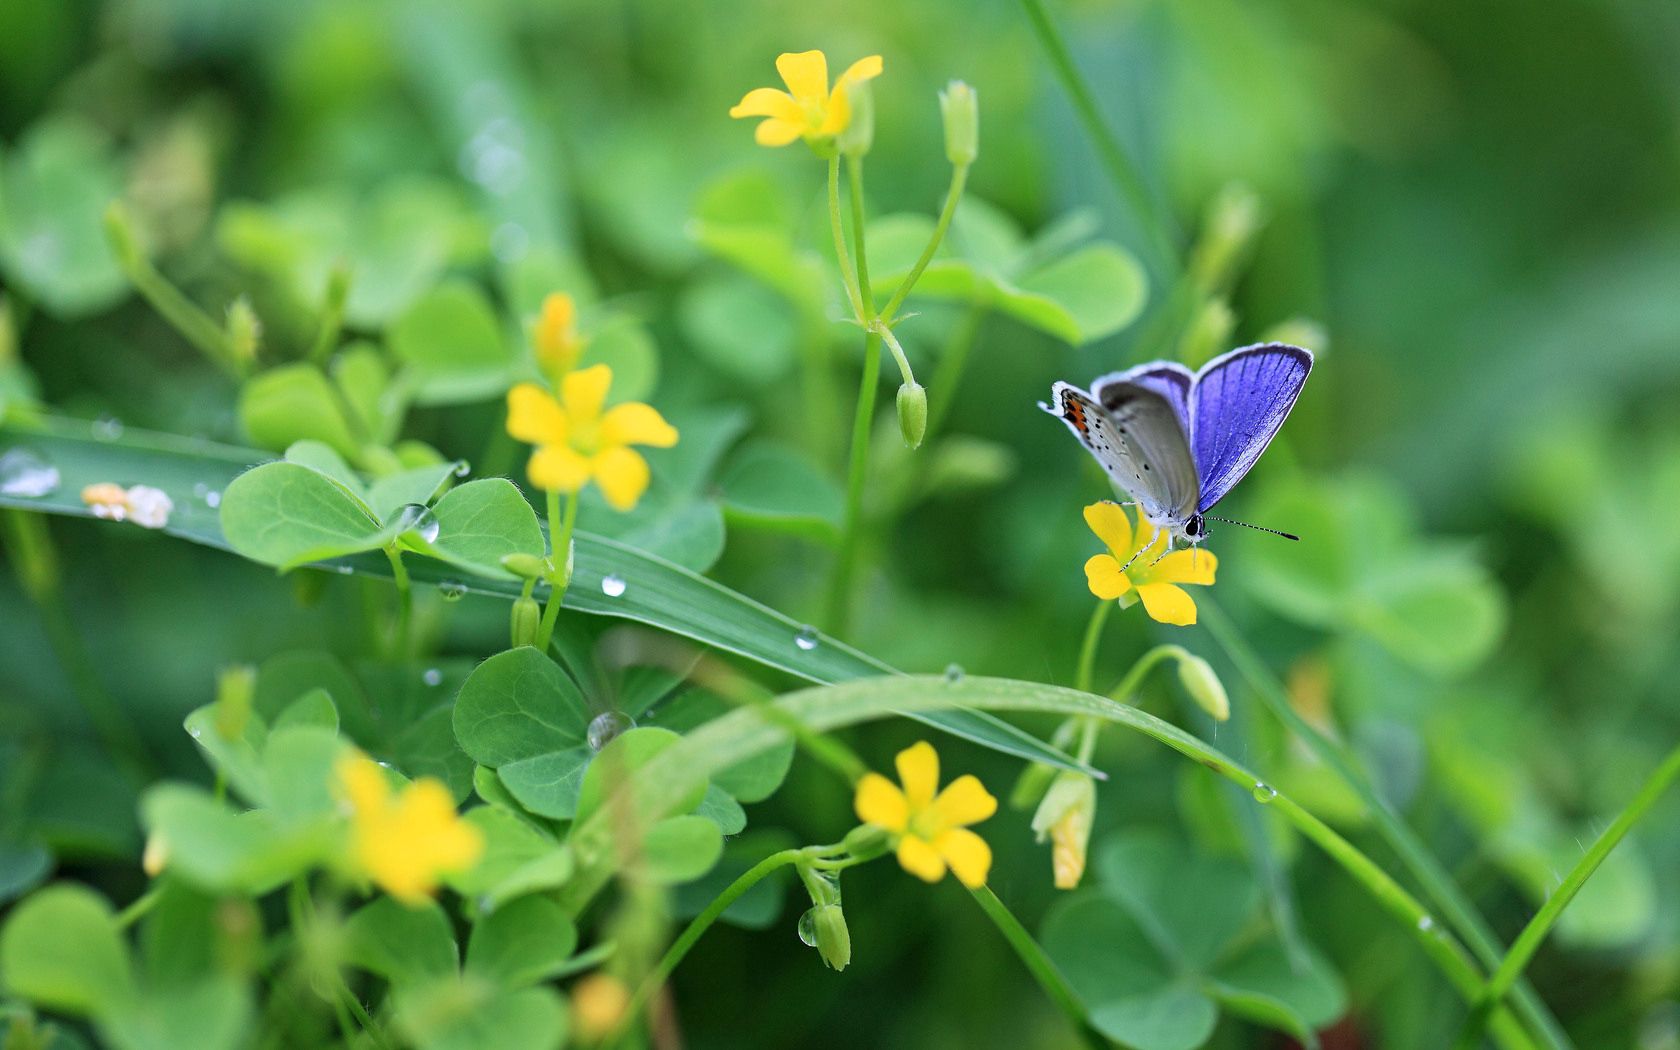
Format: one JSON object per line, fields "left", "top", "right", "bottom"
{"left": 1044, "top": 342, "right": 1313, "bottom": 560}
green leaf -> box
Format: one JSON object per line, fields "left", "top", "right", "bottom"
{"left": 444, "top": 808, "right": 573, "bottom": 907}
{"left": 389, "top": 280, "right": 512, "bottom": 405}
{"left": 102, "top": 976, "right": 251, "bottom": 1050}
{"left": 677, "top": 273, "right": 797, "bottom": 384}
{"left": 331, "top": 344, "right": 398, "bottom": 446}
{"left": 1016, "top": 242, "right": 1148, "bottom": 343}
{"left": 2, "top": 420, "right": 1089, "bottom": 776}
{"left": 0, "top": 117, "right": 126, "bottom": 317}
{"left": 1095, "top": 830, "right": 1260, "bottom": 970}
{"left": 263, "top": 726, "right": 350, "bottom": 826}
{"left": 497, "top": 746, "right": 593, "bottom": 820}
{"left": 640, "top": 815, "right": 724, "bottom": 885}
{"left": 696, "top": 783, "right": 746, "bottom": 835}
{"left": 672, "top": 829, "right": 798, "bottom": 930}
{"left": 0, "top": 884, "right": 133, "bottom": 1015}
{"left": 426, "top": 479, "right": 545, "bottom": 580}
{"left": 394, "top": 981, "right": 567, "bottom": 1050}
{"left": 0, "top": 841, "right": 52, "bottom": 905}
{"left": 367, "top": 462, "right": 458, "bottom": 523}
{"left": 239, "top": 365, "right": 361, "bottom": 459}
{"left": 452, "top": 647, "right": 591, "bottom": 767}
{"left": 718, "top": 442, "right": 842, "bottom": 541}
{"left": 1089, "top": 983, "right": 1219, "bottom": 1050}
{"left": 574, "top": 728, "right": 706, "bottom": 826}
{"left": 274, "top": 689, "right": 338, "bottom": 732}
{"left": 1211, "top": 941, "right": 1346, "bottom": 1031}
{"left": 392, "top": 706, "right": 475, "bottom": 805}
{"left": 580, "top": 315, "right": 658, "bottom": 405}
{"left": 282, "top": 440, "right": 369, "bottom": 507}
{"left": 343, "top": 898, "right": 459, "bottom": 988}
{"left": 220, "top": 461, "right": 397, "bottom": 570}
{"left": 182, "top": 704, "right": 269, "bottom": 806}
{"left": 139, "top": 785, "right": 324, "bottom": 894}
{"left": 654, "top": 690, "right": 794, "bottom": 804}
{"left": 465, "top": 896, "right": 578, "bottom": 987}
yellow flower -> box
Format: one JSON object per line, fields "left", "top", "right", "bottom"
{"left": 336, "top": 752, "right": 483, "bottom": 906}
{"left": 533, "top": 291, "right": 585, "bottom": 378}
{"left": 729, "top": 50, "right": 884, "bottom": 147}
{"left": 505, "top": 364, "right": 679, "bottom": 511}
{"left": 571, "top": 973, "right": 631, "bottom": 1041}
{"left": 1082, "top": 501, "right": 1217, "bottom": 627}
{"left": 853, "top": 741, "right": 996, "bottom": 888}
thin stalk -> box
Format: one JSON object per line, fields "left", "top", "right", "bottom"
{"left": 115, "top": 885, "right": 163, "bottom": 929}
{"left": 308, "top": 263, "right": 352, "bottom": 364}
{"left": 1199, "top": 599, "right": 1570, "bottom": 1050}
{"left": 1452, "top": 741, "right": 1680, "bottom": 1049}
{"left": 826, "top": 329, "right": 880, "bottom": 635}
{"left": 1015, "top": 0, "right": 1177, "bottom": 271}
{"left": 922, "top": 301, "right": 988, "bottom": 441}
{"left": 536, "top": 489, "right": 580, "bottom": 651}
{"left": 105, "top": 204, "right": 248, "bottom": 378}
{"left": 383, "top": 545, "right": 412, "bottom": 660}
{"left": 826, "top": 155, "right": 867, "bottom": 323}
{"left": 1073, "top": 599, "right": 1113, "bottom": 694}
{"left": 970, "top": 884, "right": 1107, "bottom": 1050}
{"left": 846, "top": 154, "right": 877, "bottom": 320}
{"left": 879, "top": 161, "right": 969, "bottom": 323}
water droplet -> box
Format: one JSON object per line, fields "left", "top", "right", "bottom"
{"left": 394, "top": 503, "right": 440, "bottom": 544}
{"left": 476, "top": 895, "right": 496, "bottom": 916}
{"left": 1251, "top": 781, "right": 1277, "bottom": 803}
{"left": 437, "top": 579, "right": 468, "bottom": 602}
{"left": 587, "top": 710, "right": 634, "bottom": 751}
{"left": 0, "top": 448, "right": 60, "bottom": 498}
{"left": 335, "top": 564, "right": 355, "bottom": 575}
{"left": 93, "top": 415, "right": 124, "bottom": 440}
{"left": 797, "top": 907, "right": 819, "bottom": 947}
{"left": 192, "top": 482, "right": 223, "bottom": 508}
{"left": 944, "top": 663, "right": 965, "bottom": 683}
{"left": 187, "top": 725, "right": 203, "bottom": 739}
{"left": 422, "top": 668, "right": 443, "bottom": 687}
{"left": 599, "top": 573, "right": 627, "bottom": 598}
{"left": 452, "top": 460, "right": 471, "bottom": 478}
{"left": 1417, "top": 915, "right": 1435, "bottom": 932}
{"left": 794, "top": 626, "right": 820, "bottom": 652}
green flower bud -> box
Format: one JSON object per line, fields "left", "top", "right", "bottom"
{"left": 500, "top": 553, "right": 550, "bottom": 580}
{"left": 939, "top": 81, "right": 979, "bottom": 167}
{"left": 1030, "top": 771, "right": 1096, "bottom": 889}
{"left": 1188, "top": 183, "right": 1264, "bottom": 295}
{"left": 811, "top": 903, "right": 851, "bottom": 971}
{"left": 842, "top": 822, "right": 891, "bottom": 856}
{"left": 510, "top": 595, "right": 542, "bottom": 649}
{"left": 103, "top": 201, "right": 144, "bottom": 274}
{"left": 837, "top": 81, "right": 875, "bottom": 158}
{"left": 225, "top": 296, "right": 261, "bottom": 363}
{"left": 896, "top": 381, "right": 928, "bottom": 449}
{"left": 1176, "top": 297, "right": 1235, "bottom": 369}
{"left": 213, "top": 664, "right": 256, "bottom": 741}
{"left": 1176, "top": 652, "right": 1230, "bottom": 722}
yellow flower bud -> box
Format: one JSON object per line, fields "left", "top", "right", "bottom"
{"left": 143, "top": 833, "right": 169, "bottom": 877}
{"left": 1030, "top": 772, "right": 1095, "bottom": 890}
{"left": 571, "top": 973, "right": 631, "bottom": 1041}
{"left": 939, "top": 81, "right": 979, "bottom": 167}
{"left": 1176, "top": 653, "right": 1230, "bottom": 722}
{"left": 896, "top": 382, "right": 928, "bottom": 449}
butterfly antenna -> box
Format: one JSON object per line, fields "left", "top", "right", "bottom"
{"left": 1205, "top": 516, "right": 1300, "bottom": 542}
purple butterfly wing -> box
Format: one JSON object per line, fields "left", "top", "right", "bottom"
{"left": 1189, "top": 343, "right": 1313, "bottom": 513}
{"left": 1090, "top": 361, "right": 1193, "bottom": 431}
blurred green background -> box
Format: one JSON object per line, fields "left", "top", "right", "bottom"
{"left": 3, "top": 0, "right": 1680, "bottom": 1046}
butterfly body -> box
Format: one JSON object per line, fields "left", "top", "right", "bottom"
{"left": 1045, "top": 343, "right": 1313, "bottom": 552}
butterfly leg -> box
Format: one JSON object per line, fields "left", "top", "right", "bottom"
{"left": 1147, "top": 533, "right": 1177, "bottom": 568}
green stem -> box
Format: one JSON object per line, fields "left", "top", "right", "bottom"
{"left": 115, "top": 885, "right": 163, "bottom": 929}
{"left": 846, "top": 153, "right": 876, "bottom": 320}
{"left": 383, "top": 545, "right": 412, "bottom": 660}
{"left": 614, "top": 847, "right": 808, "bottom": 1047}
{"left": 922, "top": 301, "right": 987, "bottom": 442}
{"left": 536, "top": 489, "right": 580, "bottom": 651}
{"left": 1108, "top": 642, "right": 1187, "bottom": 702}
{"left": 826, "top": 329, "right": 880, "bottom": 635}
{"left": 1073, "top": 599, "right": 1113, "bottom": 694}
{"left": 105, "top": 204, "right": 248, "bottom": 378}
{"left": 874, "top": 321, "right": 915, "bottom": 386}
{"left": 879, "top": 162, "right": 969, "bottom": 323}
{"left": 970, "top": 885, "right": 1107, "bottom": 1050}
{"left": 308, "top": 263, "right": 352, "bottom": 365}
{"left": 1015, "top": 0, "right": 1177, "bottom": 271}
{"left": 1453, "top": 741, "right": 1680, "bottom": 1049}
{"left": 0, "top": 510, "right": 155, "bottom": 783}
{"left": 341, "top": 985, "right": 394, "bottom": 1050}
{"left": 826, "top": 155, "right": 867, "bottom": 324}
{"left": 1199, "top": 599, "right": 1570, "bottom": 1050}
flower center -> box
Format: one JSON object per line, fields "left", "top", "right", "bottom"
{"left": 907, "top": 807, "right": 945, "bottom": 842}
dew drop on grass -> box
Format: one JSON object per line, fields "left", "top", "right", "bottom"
{"left": 192, "top": 483, "right": 222, "bottom": 508}
{"left": 944, "top": 664, "right": 965, "bottom": 683}
{"left": 588, "top": 710, "right": 634, "bottom": 751}
{"left": 600, "top": 573, "right": 627, "bottom": 598}
{"left": 794, "top": 626, "right": 820, "bottom": 652}
{"left": 453, "top": 460, "right": 472, "bottom": 478}
{"left": 93, "top": 415, "right": 124, "bottom": 440}
{"left": 0, "top": 448, "right": 61, "bottom": 498}
{"left": 422, "top": 668, "right": 444, "bottom": 687}
{"left": 797, "top": 907, "right": 819, "bottom": 947}
{"left": 395, "top": 503, "right": 440, "bottom": 544}
{"left": 1252, "top": 781, "right": 1278, "bottom": 803}
{"left": 438, "top": 579, "right": 468, "bottom": 602}
{"left": 1417, "top": 915, "right": 1435, "bottom": 932}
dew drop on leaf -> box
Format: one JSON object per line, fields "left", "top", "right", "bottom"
{"left": 438, "top": 579, "right": 468, "bottom": 602}
{"left": 394, "top": 503, "right": 440, "bottom": 544}
{"left": 797, "top": 907, "right": 820, "bottom": 947}
{"left": 588, "top": 710, "right": 634, "bottom": 751}
{"left": 422, "top": 668, "right": 443, "bottom": 687}
{"left": 1251, "top": 781, "right": 1278, "bottom": 803}
{"left": 944, "top": 663, "right": 965, "bottom": 683}
{"left": 600, "top": 573, "right": 627, "bottom": 598}
{"left": 0, "top": 448, "right": 60, "bottom": 498}
{"left": 794, "top": 626, "right": 819, "bottom": 652}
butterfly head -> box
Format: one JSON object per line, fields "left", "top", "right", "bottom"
{"left": 1183, "top": 514, "right": 1208, "bottom": 542}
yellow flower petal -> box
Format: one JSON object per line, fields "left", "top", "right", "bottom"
{"left": 336, "top": 753, "right": 390, "bottom": 815}
{"left": 1082, "top": 501, "right": 1133, "bottom": 556}
{"left": 934, "top": 827, "right": 991, "bottom": 888}
{"left": 1136, "top": 582, "right": 1198, "bottom": 626}
{"left": 854, "top": 772, "right": 910, "bottom": 832}
{"left": 896, "top": 834, "right": 947, "bottom": 883}
{"left": 528, "top": 445, "right": 592, "bottom": 493}
{"left": 729, "top": 87, "right": 801, "bottom": 121}
{"left": 591, "top": 446, "right": 650, "bottom": 511}
{"left": 561, "top": 364, "right": 613, "bottom": 426}
{"left": 535, "top": 293, "right": 581, "bottom": 374}
{"left": 753, "top": 118, "right": 806, "bottom": 146}
{"left": 600, "top": 402, "right": 678, "bottom": 449}
{"left": 895, "top": 741, "right": 939, "bottom": 810}
{"left": 820, "top": 55, "right": 883, "bottom": 135}
{"left": 932, "top": 774, "right": 997, "bottom": 828}
{"left": 1143, "top": 548, "right": 1217, "bottom": 587}
{"left": 1084, "top": 553, "right": 1133, "bottom": 601}
{"left": 775, "top": 50, "right": 828, "bottom": 101}
{"left": 507, "top": 383, "right": 567, "bottom": 445}
{"left": 835, "top": 54, "right": 884, "bottom": 88}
